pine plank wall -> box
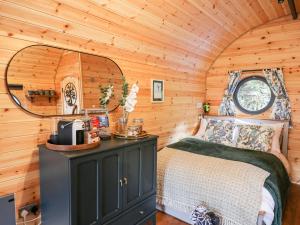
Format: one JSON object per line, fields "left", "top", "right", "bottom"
{"left": 0, "top": 0, "right": 204, "bottom": 215}
{"left": 206, "top": 16, "right": 300, "bottom": 184}
{"left": 0, "top": 0, "right": 299, "bottom": 218}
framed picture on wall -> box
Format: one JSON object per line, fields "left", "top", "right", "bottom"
{"left": 151, "top": 79, "right": 164, "bottom": 102}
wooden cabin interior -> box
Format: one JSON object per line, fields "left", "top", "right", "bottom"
{"left": 1, "top": 0, "right": 300, "bottom": 225}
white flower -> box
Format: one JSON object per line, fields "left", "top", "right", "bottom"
{"left": 124, "top": 83, "right": 139, "bottom": 113}
{"left": 131, "top": 83, "right": 139, "bottom": 93}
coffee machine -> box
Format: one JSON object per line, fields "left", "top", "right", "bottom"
{"left": 58, "top": 119, "right": 85, "bottom": 145}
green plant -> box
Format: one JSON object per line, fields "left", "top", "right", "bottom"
{"left": 203, "top": 102, "right": 210, "bottom": 113}
{"left": 119, "top": 76, "right": 129, "bottom": 106}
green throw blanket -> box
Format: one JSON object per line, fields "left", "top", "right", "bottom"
{"left": 167, "top": 138, "right": 290, "bottom": 225}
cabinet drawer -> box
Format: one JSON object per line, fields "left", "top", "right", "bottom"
{"left": 107, "top": 196, "right": 156, "bottom": 225}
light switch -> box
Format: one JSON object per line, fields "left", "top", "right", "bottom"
{"left": 196, "top": 102, "right": 203, "bottom": 109}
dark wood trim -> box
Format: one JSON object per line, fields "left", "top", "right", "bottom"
{"left": 241, "top": 69, "right": 263, "bottom": 73}
{"left": 288, "top": 0, "right": 298, "bottom": 19}
{"left": 7, "top": 84, "right": 23, "bottom": 90}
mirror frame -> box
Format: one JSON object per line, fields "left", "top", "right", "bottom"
{"left": 5, "top": 44, "right": 124, "bottom": 117}
{"left": 233, "top": 75, "right": 275, "bottom": 115}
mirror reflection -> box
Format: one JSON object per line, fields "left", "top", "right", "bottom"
{"left": 237, "top": 79, "right": 272, "bottom": 111}
{"left": 6, "top": 45, "right": 123, "bottom": 116}
{"left": 233, "top": 76, "right": 275, "bottom": 115}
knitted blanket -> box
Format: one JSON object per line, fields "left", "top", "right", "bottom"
{"left": 157, "top": 147, "right": 270, "bottom": 225}
{"left": 158, "top": 138, "right": 290, "bottom": 225}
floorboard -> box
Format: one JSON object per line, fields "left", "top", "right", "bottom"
{"left": 157, "top": 184, "right": 300, "bottom": 225}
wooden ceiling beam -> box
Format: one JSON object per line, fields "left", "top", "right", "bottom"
{"left": 287, "top": 0, "right": 298, "bottom": 19}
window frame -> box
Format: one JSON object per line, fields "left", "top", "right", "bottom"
{"left": 233, "top": 76, "right": 275, "bottom": 115}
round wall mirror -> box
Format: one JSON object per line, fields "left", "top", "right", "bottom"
{"left": 5, "top": 45, "right": 124, "bottom": 117}
{"left": 233, "top": 76, "right": 275, "bottom": 115}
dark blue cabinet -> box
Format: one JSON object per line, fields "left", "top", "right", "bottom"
{"left": 71, "top": 156, "right": 101, "bottom": 225}
{"left": 100, "top": 151, "right": 123, "bottom": 222}
{"left": 123, "top": 145, "right": 142, "bottom": 209}
{"left": 39, "top": 136, "right": 157, "bottom": 225}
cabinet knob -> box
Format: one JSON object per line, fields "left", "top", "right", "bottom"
{"left": 139, "top": 210, "right": 144, "bottom": 215}
{"left": 123, "top": 177, "right": 128, "bottom": 185}
{"left": 119, "top": 179, "right": 123, "bottom": 187}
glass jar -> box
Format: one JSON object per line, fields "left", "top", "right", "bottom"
{"left": 49, "top": 117, "right": 60, "bottom": 144}
{"left": 50, "top": 117, "right": 59, "bottom": 135}
{"left": 127, "top": 125, "right": 140, "bottom": 137}
{"left": 132, "top": 118, "right": 143, "bottom": 135}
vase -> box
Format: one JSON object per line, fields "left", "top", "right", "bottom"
{"left": 117, "top": 117, "right": 128, "bottom": 135}
{"left": 116, "top": 108, "right": 129, "bottom": 134}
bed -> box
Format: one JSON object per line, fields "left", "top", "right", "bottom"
{"left": 156, "top": 116, "right": 290, "bottom": 225}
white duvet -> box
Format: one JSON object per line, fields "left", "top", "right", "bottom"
{"left": 261, "top": 187, "right": 275, "bottom": 225}
{"left": 261, "top": 152, "right": 290, "bottom": 225}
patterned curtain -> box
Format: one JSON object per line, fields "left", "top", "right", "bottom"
{"left": 218, "top": 71, "right": 241, "bottom": 116}
{"left": 263, "top": 68, "right": 292, "bottom": 126}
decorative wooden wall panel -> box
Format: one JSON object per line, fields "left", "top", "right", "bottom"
{"left": 54, "top": 50, "right": 81, "bottom": 114}
{"left": 206, "top": 16, "right": 300, "bottom": 184}
{"left": 0, "top": 0, "right": 296, "bottom": 219}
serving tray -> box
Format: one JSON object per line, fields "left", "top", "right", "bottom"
{"left": 113, "top": 131, "right": 149, "bottom": 140}
{"left": 46, "top": 141, "right": 100, "bottom": 152}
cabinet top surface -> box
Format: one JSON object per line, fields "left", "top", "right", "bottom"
{"left": 39, "top": 135, "right": 158, "bottom": 158}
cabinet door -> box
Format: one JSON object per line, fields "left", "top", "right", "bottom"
{"left": 140, "top": 141, "right": 156, "bottom": 199}
{"left": 71, "top": 156, "right": 100, "bottom": 225}
{"left": 99, "top": 151, "right": 123, "bottom": 222}
{"left": 123, "top": 141, "right": 157, "bottom": 209}
{"left": 123, "top": 144, "right": 141, "bottom": 209}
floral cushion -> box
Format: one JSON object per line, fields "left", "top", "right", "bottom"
{"left": 236, "top": 124, "right": 274, "bottom": 152}
{"left": 203, "top": 119, "right": 235, "bottom": 146}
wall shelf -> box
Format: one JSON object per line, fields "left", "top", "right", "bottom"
{"left": 26, "top": 94, "right": 58, "bottom": 103}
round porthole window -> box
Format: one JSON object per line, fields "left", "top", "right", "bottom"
{"left": 233, "top": 76, "right": 275, "bottom": 115}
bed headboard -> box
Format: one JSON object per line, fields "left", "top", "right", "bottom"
{"left": 202, "top": 115, "right": 289, "bottom": 157}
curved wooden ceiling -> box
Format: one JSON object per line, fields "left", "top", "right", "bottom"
{"left": 86, "top": 0, "right": 293, "bottom": 72}
{"left": 0, "top": 0, "right": 296, "bottom": 74}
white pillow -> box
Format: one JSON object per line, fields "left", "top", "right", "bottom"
{"left": 234, "top": 119, "right": 284, "bottom": 153}
{"left": 194, "top": 118, "right": 208, "bottom": 139}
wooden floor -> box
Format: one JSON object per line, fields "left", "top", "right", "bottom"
{"left": 156, "top": 184, "right": 300, "bottom": 225}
